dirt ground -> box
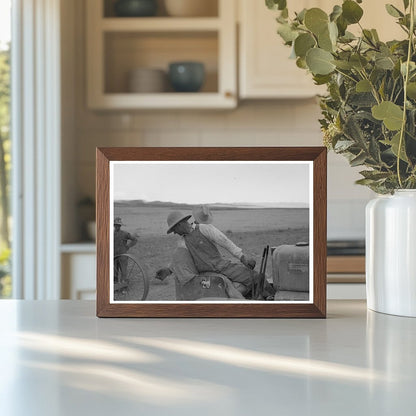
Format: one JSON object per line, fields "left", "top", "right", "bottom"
{"left": 119, "top": 226, "right": 309, "bottom": 301}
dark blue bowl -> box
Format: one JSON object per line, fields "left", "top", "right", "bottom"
{"left": 168, "top": 62, "right": 205, "bottom": 93}
{"left": 114, "top": 0, "right": 157, "bottom": 17}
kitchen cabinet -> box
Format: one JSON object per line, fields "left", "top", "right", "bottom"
{"left": 61, "top": 245, "right": 96, "bottom": 300}
{"left": 239, "top": 0, "right": 325, "bottom": 99}
{"left": 86, "top": 0, "right": 237, "bottom": 109}
{"left": 238, "top": 0, "right": 404, "bottom": 99}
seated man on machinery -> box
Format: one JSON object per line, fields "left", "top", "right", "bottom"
{"left": 157, "top": 210, "right": 275, "bottom": 299}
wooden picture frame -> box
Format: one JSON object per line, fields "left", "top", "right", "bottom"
{"left": 96, "top": 147, "right": 327, "bottom": 318}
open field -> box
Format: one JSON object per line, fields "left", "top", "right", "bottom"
{"left": 114, "top": 205, "right": 309, "bottom": 301}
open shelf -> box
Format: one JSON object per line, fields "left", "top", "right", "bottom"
{"left": 87, "top": 0, "right": 236, "bottom": 109}
{"left": 104, "top": 31, "right": 218, "bottom": 94}
{"left": 103, "top": 0, "right": 219, "bottom": 18}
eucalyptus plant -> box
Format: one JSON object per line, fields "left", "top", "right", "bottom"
{"left": 266, "top": 0, "right": 416, "bottom": 193}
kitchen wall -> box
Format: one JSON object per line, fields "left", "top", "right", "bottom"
{"left": 61, "top": 0, "right": 374, "bottom": 243}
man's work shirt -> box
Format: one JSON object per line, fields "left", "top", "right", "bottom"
{"left": 114, "top": 229, "right": 137, "bottom": 256}
{"left": 180, "top": 224, "right": 243, "bottom": 273}
{"left": 177, "top": 223, "right": 243, "bottom": 259}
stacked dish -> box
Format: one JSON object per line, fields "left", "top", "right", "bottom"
{"left": 128, "top": 68, "right": 167, "bottom": 93}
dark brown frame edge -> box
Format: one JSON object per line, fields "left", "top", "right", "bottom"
{"left": 96, "top": 147, "right": 327, "bottom": 318}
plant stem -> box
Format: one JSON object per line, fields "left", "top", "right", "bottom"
{"left": 334, "top": 68, "right": 358, "bottom": 84}
{"left": 397, "top": 0, "right": 415, "bottom": 188}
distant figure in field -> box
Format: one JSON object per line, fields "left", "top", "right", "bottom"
{"left": 113, "top": 217, "right": 138, "bottom": 283}
{"left": 192, "top": 205, "right": 213, "bottom": 225}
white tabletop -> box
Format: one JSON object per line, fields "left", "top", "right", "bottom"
{"left": 0, "top": 300, "right": 415, "bottom": 416}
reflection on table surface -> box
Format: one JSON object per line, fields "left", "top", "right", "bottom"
{"left": 0, "top": 300, "right": 415, "bottom": 416}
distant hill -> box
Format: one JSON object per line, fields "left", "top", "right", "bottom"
{"left": 114, "top": 199, "right": 308, "bottom": 210}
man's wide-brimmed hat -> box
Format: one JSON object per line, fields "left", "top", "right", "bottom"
{"left": 192, "top": 205, "right": 213, "bottom": 224}
{"left": 114, "top": 217, "right": 124, "bottom": 226}
{"left": 167, "top": 211, "right": 191, "bottom": 234}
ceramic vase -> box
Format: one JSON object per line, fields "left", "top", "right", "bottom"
{"left": 114, "top": 0, "right": 157, "bottom": 17}
{"left": 366, "top": 190, "right": 416, "bottom": 317}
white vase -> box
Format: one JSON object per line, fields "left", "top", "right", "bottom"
{"left": 366, "top": 190, "right": 416, "bottom": 317}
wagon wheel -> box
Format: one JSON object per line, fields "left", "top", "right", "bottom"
{"left": 114, "top": 253, "right": 149, "bottom": 301}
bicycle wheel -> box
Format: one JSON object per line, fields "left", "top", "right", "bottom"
{"left": 114, "top": 253, "right": 149, "bottom": 301}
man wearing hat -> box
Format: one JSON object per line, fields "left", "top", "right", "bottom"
{"left": 114, "top": 217, "right": 138, "bottom": 282}
{"left": 192, "top": 205, "right": 214, "bottom": 225}
{"left": 165, "top": 210, "right": 274, "bottom": 298}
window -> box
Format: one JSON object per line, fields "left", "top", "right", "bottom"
{"left": 0, "top": 0, "right": 11, "bottom": 298}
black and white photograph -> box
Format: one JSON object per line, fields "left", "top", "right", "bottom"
{"left": 110, "top": 161, "right": 313, "bottom": 303}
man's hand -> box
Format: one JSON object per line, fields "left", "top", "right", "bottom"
{"left": 240, "top": 255, "right": 256, "bottom": 270}
{"left": 155, "top": 268, "right": 172, "bottom": 281}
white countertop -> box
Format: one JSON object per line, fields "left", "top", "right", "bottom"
{"left": 0, "top": 300, "right": 415, "bottom": 415}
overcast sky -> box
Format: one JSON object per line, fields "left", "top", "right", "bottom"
{"left": 112, "top": 162, "right": 311, "bottom": 206}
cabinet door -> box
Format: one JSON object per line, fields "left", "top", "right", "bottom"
{"left": 239, "top": 0, "right": 404, "bottom": 99}
{"left": 239, "top": 0, "right": 326, "bottom": 99}
{"left": 62, "top": 253, "right": 96, "bottom": 300}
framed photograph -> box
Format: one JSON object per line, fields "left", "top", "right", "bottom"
{"left": 96, "top": 147, "right": 327, "bottom": 318}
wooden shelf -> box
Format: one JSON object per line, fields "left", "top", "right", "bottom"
{"left": 89, "top": 92, "right": 235, "bottom": 110}
{"left": 101, "top": 17, "right": 221, "bottom": 32}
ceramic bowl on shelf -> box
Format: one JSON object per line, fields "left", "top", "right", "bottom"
{"left": 114, "top": 0, "right": 158, "bottom": 17}
{"left": 168, "top": 62, "right": 205, "bottom": 92}
{"left": 128, "top": 68, "right": 167, "bottom": 93}
{"left": 164, "top": 0, "right": 218, "bottom": 17}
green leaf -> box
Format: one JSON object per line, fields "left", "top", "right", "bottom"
{"left": 360, "top": 170, "right": 391, "bottom": 181}
{"left": 342, "top": 0, "right": 364, "bottom": 24}
{"left": 266, "top": 0, "right": 287, "bottom": 11}
{"left": 372, "top": 101, "right": 404, "bottom": 131}
{"left": 328, "top": 21, "right": 338, "bottom": 45}
{"left": 333, "top": 60, "right": 352, "bottom": 70}
{"left": 336, "top": 15, "right": 348, "bottom": 36}
{"left": 344, "top": 114, "right": 367, "bottom": 147}
{"left": 318, "top": 27, "right": 334, "bottom": 52}
{"left": 350, "top": 54, "right": 368, "bottom": 70}
{"left": 389, "top": 132, "right": 409, "bottom": 162}
{"left": 356, "top": 79, "right": 372, "bottom": 92}
{"left": 296, "top": 57, "right": 308, "bottom": 69}
{"left": 330, "top": 5, "right": 342, "bottom": 22}
{"left": 375, "top": 55, "right": 395, "bottom": 70}
{"left": 277, "top": 23, "right": 299, "bottom": 43}
{"left": 313, "top": 74, "right": 332, "bottom": 85}
{"left": 339, "top": 31, "right": 356, "bottom": 43}
{"left": 363, "top": 29, "right": 376, "bottom": 46}
{"left": 334, "top": 139, "right": 355, "bottom": 151}
{"left": 306, "top": 48, "right": 336, "bottom": 75}
{"left": 407, "top": 82, "right": 416, "bottom": 99}
{"left": 350, "top": 152, "right": 367, "bottom": 167}
{"left": 276, "top": 14, "right": 287, "bottom": 24}
{"left": 304, "top": 8, "right": 329, "bottom": 35}
{"left": 401, "top": 61, "right": 416, "bottom": 76}
{"left": 294, "top": 33, "right": 316, "bottom": 58}
{"left": 371, "top": 29, "right": 380, "bottom": 42}
{"left": 296, "top": 8, "right": 307, "bottom": 23}
{"left": 385, "top": 4, "right": 404, "bottom": 18}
